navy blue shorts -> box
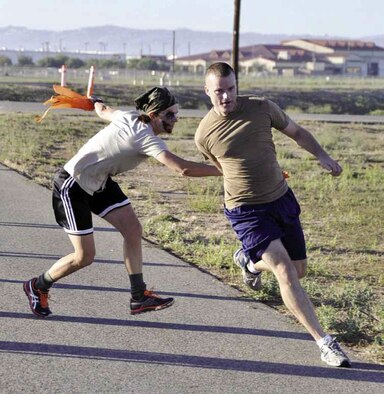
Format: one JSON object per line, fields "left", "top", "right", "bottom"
{"left": 224, "top": 188, "right": 307, "bottom": 262}
{"left": 52, "top": 169, "right": 130, "bottom": 235}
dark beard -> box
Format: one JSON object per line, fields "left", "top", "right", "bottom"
{"left": 162, "top": 121, "right": 173, "bottom": 134}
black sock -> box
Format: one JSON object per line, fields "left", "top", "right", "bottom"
{"left": 35, "top": 272, "right": 54, "bottom": 291}
{"left": 129, "top": 273, "right": 146, "bottom": 300}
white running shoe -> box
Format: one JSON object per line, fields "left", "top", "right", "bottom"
{"left": 320, "top": 337, "right": 351, "bottom": 367}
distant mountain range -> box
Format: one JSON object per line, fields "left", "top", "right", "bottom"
{"left": 1, "top": 25, "right": 384, "bottom": 57}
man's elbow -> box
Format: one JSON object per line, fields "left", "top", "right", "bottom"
{"left": 181, "top": 168, "right": 191, "bottom": 176}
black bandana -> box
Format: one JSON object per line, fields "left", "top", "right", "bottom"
{"left": 134, "top": 87, "right": 177, "bottom": 114}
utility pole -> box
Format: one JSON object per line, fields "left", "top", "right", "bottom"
{"left": 172, "top": 30, "right": 176, "bottom": 74}
{"left": 232, "top": 0, "right": 241, "bottom": 93}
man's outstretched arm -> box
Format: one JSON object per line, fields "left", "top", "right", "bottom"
{"left": 280, "top": 119, "right": 342, "bottom": 176}
{"left": 156, "top": 150, "right": 222, "bottom": 177}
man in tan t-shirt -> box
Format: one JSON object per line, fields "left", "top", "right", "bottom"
{"left": 195, "top": 62, "right": 350, "bottom": 368}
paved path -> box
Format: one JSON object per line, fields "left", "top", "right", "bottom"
{"left": 0, "top": 165, "right": 383, "bottom": 393}
{"left": 1, "top": 100, "right": 384, "bottom": 123}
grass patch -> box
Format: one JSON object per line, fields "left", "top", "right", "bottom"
{"left": 0, "top": 112, "right": 383, "bottom": 364}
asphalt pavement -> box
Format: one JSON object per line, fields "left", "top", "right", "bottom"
{"left": 0, "top": 163, "right": 383, "bottom": 393}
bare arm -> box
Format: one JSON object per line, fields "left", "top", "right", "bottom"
{"left": 280, "top": 119, "right": 342, "bottom": 176}
{"left": 155, "top": 150, "right": 222, "bottom": 177}
{"left": 94, "top": 102, "right": 116, "bottom": 122}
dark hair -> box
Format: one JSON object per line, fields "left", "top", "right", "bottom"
{"left": 138, "top": 114, "right": 151, "bottom": 123}
{"left": 206, "top": 62, "right": 235, "bottom": 78}
{"left": 134, "top": 87, "right": 177, "bottom": 114}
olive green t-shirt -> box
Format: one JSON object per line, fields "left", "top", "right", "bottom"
{"left": 195, "top": 96, "right": 290, "bottom": 209}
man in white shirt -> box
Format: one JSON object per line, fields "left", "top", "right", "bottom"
{"left": 24, "top": 87, "right": 222, "bottom": 317}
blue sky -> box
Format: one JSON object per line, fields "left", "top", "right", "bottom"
{"left": 0, "top": 0, "right": 382, "bottom": 37}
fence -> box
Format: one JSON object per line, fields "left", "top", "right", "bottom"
{"left": 0, "top": 66, "right": 205, "bottom": 87}
{"left": 2, "top": 66, "right": 384, "bottom": 91}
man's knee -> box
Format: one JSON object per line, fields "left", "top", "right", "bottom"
{"left": 274, "top": 261, "right": 298, "bottom": 283}
{"left": 123, "top": 219, "right": 143, "bottom": 242}
{"left": 131, "top": 218, "right": 143, "bottom": 237}
{"left": 74, "top": 249, "right": 95, "bottom": 268}
{"left": 294, "top": 259, "right": 307, "bottom": 279}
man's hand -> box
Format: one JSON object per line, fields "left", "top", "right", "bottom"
{"left": 89, "top": 95, "right": 104, "bottom": 104}
{"left": 94, "top": 101, "right": 115, "bottom": 122}
{"left": 319, "top": 155, "right": 343, "bottom": 176}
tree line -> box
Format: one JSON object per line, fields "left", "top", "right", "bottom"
{"left": 0, "top": 54, "right": 171, "bottom": 71}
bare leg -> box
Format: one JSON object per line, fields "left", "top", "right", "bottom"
{"left": 103, "top": 204, "right": 143, "bottom": 275}
{"left": 47, "top": 233, "right": 96, "bottom": 281}
{"left": 253, "top": 256, "right": 307, "bottom": 279}
{"left": 103, "top": 204, "right": 175, "bottom": 313}
{"left": 261, "top": 239, "right": 325, "bottom": 341}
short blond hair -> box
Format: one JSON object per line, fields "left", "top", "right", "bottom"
{"left": 205, "top": 62, "right": 235, "bottom": 78}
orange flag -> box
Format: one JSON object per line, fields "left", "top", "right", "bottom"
{"left": 36, "top": 85, "right": 95, "bottom": 123}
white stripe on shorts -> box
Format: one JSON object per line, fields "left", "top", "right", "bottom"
{"left": 64, "top": 228, "right": 93, "bottom": 236}
{"left": 60, "top": 176, "right": 78, "bottom": 232}
{"left": 98, "top": 199, "right": 130, "bottom": 218}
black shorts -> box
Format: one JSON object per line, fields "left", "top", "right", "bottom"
{"left": 52, "top": 169, "right": 130, "bottom": 235}
{"left": 225, "top": 188, "right": 307, "bottom": 262}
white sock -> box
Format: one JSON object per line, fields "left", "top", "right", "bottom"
{"left": 246, "top": 262, "right": 261, "bottom": 274}
{"left": 316, "top": 334, "right": 333, "bottom": 348}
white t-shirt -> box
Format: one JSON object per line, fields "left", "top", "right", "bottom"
{"left": 64, "top": 110, "right": 168, "bottom": 195}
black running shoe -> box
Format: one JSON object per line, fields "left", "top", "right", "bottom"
{"left": 23, "top": 278, "right": 52, "bottom": 317}
{"left": 233, "top": 248, "right": 262, "bottom": 291}
{"left": 130, "top": 290, "right": 174, "bottom": 315}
